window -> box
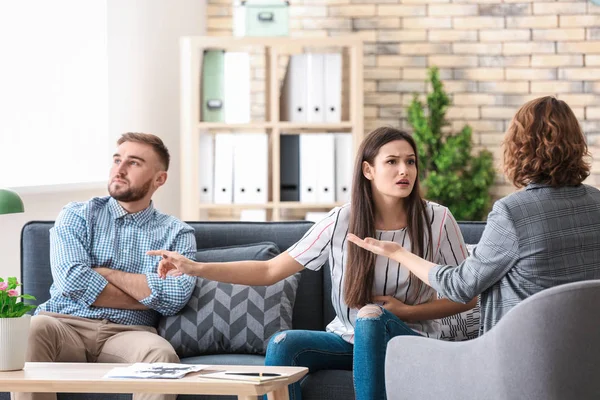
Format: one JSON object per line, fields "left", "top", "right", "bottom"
{"left": 0, "top": 1, "right": 109, "bottom": 188}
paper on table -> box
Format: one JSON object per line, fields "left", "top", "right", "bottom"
{"left": 198, "top": 370, "right": 289, "bottom": 383}
{"left": 104, "top": 363, "right": 208, "bottom": 379}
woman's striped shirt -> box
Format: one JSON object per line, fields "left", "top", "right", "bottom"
{"left": 287, "top": 202, "right": 467, "bottom": 343}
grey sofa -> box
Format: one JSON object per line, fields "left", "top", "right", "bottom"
{"left": 3, "top": 220, "right": 486, "bottom": 400}
{"left": 385, "top": 279, "right": 600, "bottom": 400}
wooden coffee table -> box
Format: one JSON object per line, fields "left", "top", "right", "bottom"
{"left": 0, "top": 362, "right": 308, "bottom": 400}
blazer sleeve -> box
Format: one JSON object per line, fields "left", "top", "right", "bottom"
{"left": 428, "top": 200, "right": 520, "bottom": 303}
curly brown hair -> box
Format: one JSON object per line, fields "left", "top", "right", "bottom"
{"left": 503, "top": 96, "right": 590, "bottom": 188}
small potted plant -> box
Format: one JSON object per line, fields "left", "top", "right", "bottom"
{"left": 0, "top": 277, "right": 36, "bottom": 371}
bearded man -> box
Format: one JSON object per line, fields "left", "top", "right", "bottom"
{"left": 14, "top": 133, "right": 196, "bottom": 400}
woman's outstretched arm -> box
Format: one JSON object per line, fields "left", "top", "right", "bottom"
{"left": 347, "top": 233, "right": 435, "bottom": 284}
{"left": 147, "top": 250, "right": 304, "bottom": 286}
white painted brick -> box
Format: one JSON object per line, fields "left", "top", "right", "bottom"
{"left": 481, "top": 106, "right": 519, "bottom": 119}
{"left": 533, "top": 2, "right": 587, "bottom": 15}
{"left": 533, "top": 29, "right": 585, "bottom": 41}
{"left": 443, "top": 80, "right": 479, "bottom": 92}
{"left": 454, "top": 43, "right": 503, "bottom": 55}
{"left": 378, "top": 30, "right": 428, "bottom": 42}
{"left": 506, "top": 16, "right": 558, "bottom": 28}
{"left": 557, "top": 41, "right": 600, "bottom": 53}
{"left": 503, "top": 42, "right": 555, "bottom": 55}
{"left": 378, "top": 81, "right": 426, "bottom": 92}
{"left": 479, "top": 56, "right": 530, "bottom": 67}
{"left": 403, "top": 68, "right": 453, "bottom": 80}
{"left": 428, "top": 29, "right": 478, "bottom": 42}
{"left": 479, "top": 81, "right": 530, "bottom": 93}
{"left": 453, "top": 16, "right": 504, "bottom": 29}
{"left": 329, "top": 5, "right": 376, "bottom": 17}
{"left": 429, "top": 4, "right": 479, "bottom": 16}
{"left": 587, "top": 55, "right": 600, "bottom": 67}
{"left": 377, "top": 5, "right": 427, "bottom": 16}
{"left": 404, "top": 17, "right": 452, "bottom": 29}
{"left": 453, "top": 120, "right": 505, "bottom": 133}
{"left": 365, "top": 93, "right": 402, "bottom": 105}
{"left": 446, "top": 107, "right": 480, "bottom": 119}
{"left": 560, "top": 15, "right": 600, "bottom": 28}
{"left": 453, "top": 94, "right": 504, "bottom": 105}
{"left": 454, "top": 68, "right": 504, "bottom": 81}
{"left": 429, "top": 55, "right": 478, "bottom": 67}
{"left": 364, "top": 68, "right": 402, "bottom": 80}
{"left": 504, "top": 94, "right": 546, "bottom": 106}
{"left": 506, "top": 68, "right": 558, "bottom": 80}
{"left": 378, "top": 55, "right": 427, "bottom": 67}
{"left": 480, "top": 29, "right": 531, "bottom": 42}
{"left": 586, "top": 107, "right": 600, "bottom": 119}
{"left": 479, "top": 3, "right": 532, "bottom": 16}
{"left": 532, "top": 55, "right": 584, "bottom": 67}
{"left": 400, "top": 43, "right": 452, "bottom": 55}
{"left": 559, "top": 68, "right": 600, "bottom": 80}
{"left": 531, "top": 81, "right": 584, "bottom": 94}
{"left": 557, "top": 94, "right": 600, "bottom": 107}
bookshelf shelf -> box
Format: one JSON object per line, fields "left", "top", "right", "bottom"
{"left": 180, "top": 35, "right": 364, "bottom": 221}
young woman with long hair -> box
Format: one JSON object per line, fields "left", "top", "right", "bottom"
{"left": 149, "top": 127, "right": 476, "bottom": 400}
{"left": 348, "top": 97, "right": 600, "bottom": 335}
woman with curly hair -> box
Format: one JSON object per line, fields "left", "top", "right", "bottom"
{"left": 349, "top": 96, "right": 600, "bottom": 335}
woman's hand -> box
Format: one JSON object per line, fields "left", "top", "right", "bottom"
{"left": 147, "top": 250, "right": 197, "bottom": 279}
{"left": 347, "top": 233, "right": 405, "bottom": 260}
{"left": 374, "top": 295, "right": 414, "bottom": 321}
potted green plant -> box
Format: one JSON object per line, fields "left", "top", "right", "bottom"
{"left": 0, "top": 277, "right": 36, "bottom": 371}
{"left": 407, "top": 67, "right": 496, "bottom": 221}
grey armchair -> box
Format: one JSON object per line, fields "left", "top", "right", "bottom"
{"left": 385, "top": 280, "right": 600, "bottom": 400}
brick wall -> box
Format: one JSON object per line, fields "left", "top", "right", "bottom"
{"left": 207, "top": 0, "right": 600, "bottom": 198}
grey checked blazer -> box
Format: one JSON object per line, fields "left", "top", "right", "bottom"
{"left": 429, "top": 183, "right": 600, "bottom": 334}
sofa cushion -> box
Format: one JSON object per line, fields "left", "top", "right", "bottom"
{"left": 158, "top": 242, "right": 301, "bottom": 357}
{"left": 438, "top": 297, "right": 481, "bottom": 341}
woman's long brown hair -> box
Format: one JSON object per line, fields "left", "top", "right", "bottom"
{"left": 345, "top": 127, "right": 433, "bottom": 309}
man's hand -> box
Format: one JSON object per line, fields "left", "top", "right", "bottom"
{"left": 147, "top": 250, "right": 198, "bottom": 278}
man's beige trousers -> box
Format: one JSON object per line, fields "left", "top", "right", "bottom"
{"left": 12, "top": 312, "right": 179, "bottom": 400}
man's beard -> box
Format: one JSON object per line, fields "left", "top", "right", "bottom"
{"left": 108, "top": 178, "right": 152, "bottom": 202}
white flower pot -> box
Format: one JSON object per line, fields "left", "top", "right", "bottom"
{"left": 0, "top": 315, "right": 31, "bottom": 371}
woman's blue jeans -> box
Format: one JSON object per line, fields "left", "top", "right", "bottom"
{"left": 265, "top": 307, "right": 421, "bottom": 400}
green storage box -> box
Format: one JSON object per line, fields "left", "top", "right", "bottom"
{"left": 234, "top": 0, "right": 289, "bottom": 37}
{"left": 201, "top": 50, "right": 225, "bottom": 122}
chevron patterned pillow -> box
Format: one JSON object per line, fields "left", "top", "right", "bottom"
{"left": 158, "top": 242, "right": 301, "bottom": 357}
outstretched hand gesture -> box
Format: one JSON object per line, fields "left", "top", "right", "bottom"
{"left": 147, "top": 250, "right": 196, "bottom": 279}
{"left": 347, "top": 233, "right": 404, "bottom": 260}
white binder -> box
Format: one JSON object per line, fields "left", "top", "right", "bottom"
{"left": 335, "top": 133, "right": 353, "bottom": 203}
{"left": 224, "top": 52, "right": 250, "bottom": 123}
{"left": 315, "top": 133, "right": 335, "bottom": 204}
{"left": 299, "top": 134, "right": 318, "bottom": 203}
{"left": 282, "top": 54, "right": 307, "bottom": 122}
{"left": 306, "top": 53, "right": 325, "bottom": 123}
{"left": 213, "top": 133, "right": 234, "bottom": 204}
{"left": 324, "top": 53, "right": 342, "bottom": 123}
{"left": 198, "top": 133, "right": 214, "bottom": 203}
{"left": 233, "top": 133, "right": 268, "bottom": 204}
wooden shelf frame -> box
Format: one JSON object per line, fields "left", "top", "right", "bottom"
{"left": 180, "top": 35, "right": 364, "bottom": 221}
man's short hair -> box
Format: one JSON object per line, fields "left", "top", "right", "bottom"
{"left": 117, "top": 132, "right": 170, "bottom": 171}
